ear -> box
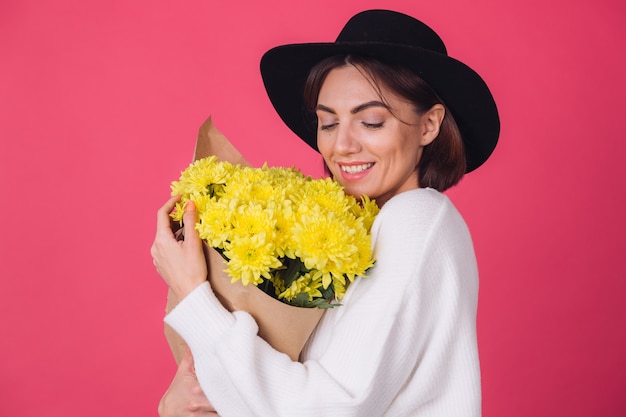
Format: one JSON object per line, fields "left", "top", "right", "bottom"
{"left": 419, "top": 104, "right": 445, "bottom": 146}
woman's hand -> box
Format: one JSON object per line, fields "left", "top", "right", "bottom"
{"left": 151, "top": 196, "right": 208, "bottom": 301}
{"left": 158, "top": 348, "right": 218, "bottom": 416}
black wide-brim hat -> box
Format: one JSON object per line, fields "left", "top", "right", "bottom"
{"left": 260, "top": 9, "right": 500, "bottom": 172}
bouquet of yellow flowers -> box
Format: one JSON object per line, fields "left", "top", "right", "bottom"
{"left": 170, "top": 156, "right": 379, "bottom": 309}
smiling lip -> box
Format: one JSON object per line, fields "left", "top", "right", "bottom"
{"left": 338, "top": 162, "right": 374, "bottom": 180}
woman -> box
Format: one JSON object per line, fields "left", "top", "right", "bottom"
{"left": 152, "top": 9, "right": 499, "bottom": 416}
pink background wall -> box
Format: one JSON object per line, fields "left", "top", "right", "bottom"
{"left": 1, "top": 0, "right": 625, "bottom": 415}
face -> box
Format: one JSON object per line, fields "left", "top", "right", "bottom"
{"left": 316, "top": 65, "right": 440, "bottom": 206}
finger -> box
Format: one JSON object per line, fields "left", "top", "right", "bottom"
{"left": 181, "top": 347, "right": 198, "bottom": 377}
{"left": 156, "top": 195, "right": 182, "bottom": 237}
{"left": 182, "top": 201, "right": 201, "bottom": 247}
{"left": 185, "top": 346, "right": 194, "bottom": 364}
{"left": 181, "top": 347, "right": 193, "bottom": 367}
{"left": 176, "top": 350, "right": 190, "bottom": 376}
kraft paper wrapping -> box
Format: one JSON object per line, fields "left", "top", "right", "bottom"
{"left": 165, "top": 117, "right": 324, "bottom": 363}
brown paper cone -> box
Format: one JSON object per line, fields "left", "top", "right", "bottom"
{"left": 165, "top": 116, "right": 324, "bottom": 363}
{"left": 193, "top": 116, "right": 249, "bottom": 166}
{"left": 206, "top": 247, "right": 324, "bottom": 361}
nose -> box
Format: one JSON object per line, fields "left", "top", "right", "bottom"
{"left": 334, "top": 123, "right": 361, "bottom": 155}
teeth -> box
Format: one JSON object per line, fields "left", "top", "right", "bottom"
{"left": 341, "top": 163, "right": 373, "bottom": 174}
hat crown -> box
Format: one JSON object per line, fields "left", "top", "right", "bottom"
{"left": 336, "top": 10, "right": 447, "bottom": 55}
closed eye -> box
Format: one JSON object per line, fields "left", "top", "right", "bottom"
{"left": 319, "top": 123, "right": 338, "bottom": 131}
{"left": 363, "top": 122, "right": 384, "bottom": 129}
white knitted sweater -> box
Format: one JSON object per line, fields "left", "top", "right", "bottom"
{"left": 165, "top": 188, "right": 481, "bottom": 416}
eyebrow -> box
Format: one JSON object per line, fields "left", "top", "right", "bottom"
{"left": 315, "top": 101, "right": 389, "bottom": 115}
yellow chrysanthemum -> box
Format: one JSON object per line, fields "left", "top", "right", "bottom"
{"left": 341, "top": 218, "right": 375, "bottom": 281}
{"left": 223, "top": 234, "right": 283, "bottom": 286}
{"left": 332, "top": 276, "right": 347, "bottom": 300}
{"left": 196, "top": 198, "right": 236, "bottom": 249}
{"left": 231, "top": 202, "right": 277, "bottom": 240}
{"left": 349, "top": 195, "right": 380, "bottom": 231}
{"left": 270, "top": 199, "right": 296, "bottom": 259}
{"left": 292, "top": 208, "right": 359, "bottom": 283}
{"left": 307, "top": 178, "right": 350, "bottom": 211}
{"left": 171, "top": 156, "right": 234, "bottom": 198}
{"left": 276, "top": 271, "right": 324, "bottom": 302}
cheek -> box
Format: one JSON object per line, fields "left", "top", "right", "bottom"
{"left": 396, "top": 136, "right": 423, "bottom": 166}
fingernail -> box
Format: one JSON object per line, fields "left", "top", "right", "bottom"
{"left": 186, "top": 201, "right": 196, "bottom": 212}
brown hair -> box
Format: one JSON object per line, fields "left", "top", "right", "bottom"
{"left": 303, "top": 55, "right": 466, "bottom": 191}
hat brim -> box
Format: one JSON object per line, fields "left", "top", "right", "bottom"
{"left": 260, "top": 42, "right": 500, "bottom": 172}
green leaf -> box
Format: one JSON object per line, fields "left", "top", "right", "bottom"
{"left": 280, "top": 257, "right": 308, "bottom": 288}
{"left": 287, "top": 293, "right": 340, "bottom": 309}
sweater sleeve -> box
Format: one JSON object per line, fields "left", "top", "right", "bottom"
{"left": 164, "top": 189, "right": 480, "bottom": 417}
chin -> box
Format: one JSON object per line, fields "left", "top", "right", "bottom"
{"left": 343, "top": 186, "right": 371, "bottom": 200}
